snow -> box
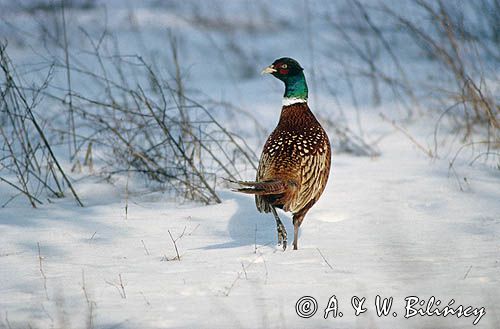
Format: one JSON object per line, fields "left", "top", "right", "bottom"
{"left": 1, "top": 116, "right": 498, "bottom": 328}
{"left": 1, "top": 1, "right": 499, "bottom": 328}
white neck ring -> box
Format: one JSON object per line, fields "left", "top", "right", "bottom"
{"left": 282, "top": 97, "right": 307, "bottom": 106}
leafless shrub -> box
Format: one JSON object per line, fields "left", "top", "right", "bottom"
{"left": 320, "top": 115, "right": 380, "bottom": 157}
{"left": 387, "top": 1, "right": 498, "bottom": 132}
{"left": 1, "top": 2, "right": 260, "bottom": 207}
{"left": 22, "top": 0, "right": 96, "bottom": 12}
{"left": 326, "top": 0, "right": 499, "bottom": 160}
{"left": 71, "top": 55, "right": 257, "bottom": 204}
{"left": 167, "top": 228, "right": 184, "bottom": 261}
{"left": 0, "top": 42, "right": 83, "bottom": 207}
{"left": 323, "top": 0, "right": 419, "bottom": 114}
{"left": 186, "top": 2, "right": 287, "bottom": 81}
{"left": 37, "top": 242, "right": 49, "bottom": 300}
{"left": 81, "top": 269, "right": 96, "bottom": 329}
{"left": 105, "top": 273, "right": 127, "bottom": 299}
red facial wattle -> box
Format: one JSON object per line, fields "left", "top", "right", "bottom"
{"left": 279, "top": 69, "right": 289, "bottom": 75}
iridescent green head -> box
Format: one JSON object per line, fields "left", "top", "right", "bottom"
{"left": 262, "top": 57, "right": 308, "bottom": 103}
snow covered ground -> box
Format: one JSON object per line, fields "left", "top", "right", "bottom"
{"left": 1, "top": 1, "right": 499, "bottom": 328}
{"left": 2, "top": 113, "right": 499, "bottom": 329}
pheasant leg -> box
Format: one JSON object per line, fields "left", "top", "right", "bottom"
{"left": 271, "top": 207, "right": 287, "bottom": 250}
{"left": 293, "top": 221, "right": 299, "bottom": 250}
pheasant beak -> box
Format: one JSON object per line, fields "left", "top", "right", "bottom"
{"left": 261, "top": 65, "right": 277, "bottom": 75}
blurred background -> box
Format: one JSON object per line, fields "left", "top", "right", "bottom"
{"left": 0, "top": 0, "right": 498, "bottom": 206}
{"left": 0, "top": 2, "right": 499, "bottom": 329}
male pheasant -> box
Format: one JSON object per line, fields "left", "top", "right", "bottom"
{"left": 232, "top": 57, "right": 331, "bottom": 250}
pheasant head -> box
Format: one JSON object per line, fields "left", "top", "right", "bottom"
{"left": 262, "top": 57, "right": 308, "bottom": 105}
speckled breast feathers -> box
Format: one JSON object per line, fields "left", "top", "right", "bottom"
{"left": 255, "top": 103, "right": 331, "bottom": 216}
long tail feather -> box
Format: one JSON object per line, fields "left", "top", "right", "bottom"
{"left": 229, "top": 179, "right": 287, "bottom": 196}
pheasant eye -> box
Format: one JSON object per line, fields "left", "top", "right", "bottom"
{"left": 281, "top": 64, "right": 288, "bottom": 69}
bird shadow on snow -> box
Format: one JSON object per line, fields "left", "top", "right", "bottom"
{"left": 203, "top": 191, "right": 294, "bottom": 250}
